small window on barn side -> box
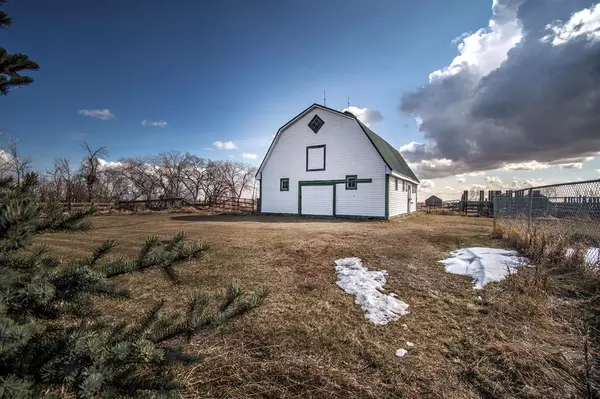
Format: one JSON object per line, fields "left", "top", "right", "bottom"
{"left": 280, "top": 178, "right": 289, "bottom": 191}
{"left": 308, "top": 115, "right": 325, "bottom": 134}
{"left": 346, "top": 175, "right": 357, "bottom": 190}
{"left": 394, "top": 177, "right": 398, "bottom": 191}
{"left": 402, "top": 180, "right": 406, "bottom": 191}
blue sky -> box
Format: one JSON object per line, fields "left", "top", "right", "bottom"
{"left": 2, "top": 0, "right": 490, "bottom": 167}
{"left": 2, "top": 0, "right": 599, "bottom": 199}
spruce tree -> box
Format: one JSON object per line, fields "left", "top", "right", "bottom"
{"left": 0, "top": 174, "right": 267, "bottom": 398}
{"left": 0, "top": 0, "right": 39, "bottom": 95}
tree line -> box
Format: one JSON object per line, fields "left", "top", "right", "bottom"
{"left": 0, "top": 142, "right": 258, "bottom": 205}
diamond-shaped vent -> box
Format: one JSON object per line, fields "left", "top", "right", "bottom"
{"left": 308, "top": 115, "right": 325, "bottom": 134}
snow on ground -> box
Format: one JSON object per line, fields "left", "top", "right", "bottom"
{"left": 395, "top": 349, "right": 408, "bottom": 358}
{"left": 566, "top": 247, "right": 600, "bottom": 268}
{"left": 334, "top": 257, "right": 408, "bottom": 325}
{"left": 439, "top": 247, "right": 528, "bottom": 290}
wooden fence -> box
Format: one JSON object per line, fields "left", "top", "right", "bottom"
{"left": 116, "top": 197, "right": 256, "bottom": 213}
{"left": 59, "top": 202, "right": 115, "bottom": 213}
{"left": 57, "top": 197, "right": 257, "bottom": 214}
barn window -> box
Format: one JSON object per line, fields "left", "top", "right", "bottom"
{"left": 346, "top": 175, "right": 357, "bottom": 190}
{"left": 395, "top": 178, "right": 398, "bottom": 191}
{"left": 306, "top": 145, "right": 326, "bottom": 171}
{"left": 308, "top": 115, "right": 325, "bottom": 134}
{"left": 280, "top": 178, "right": 289, "bottom": 191}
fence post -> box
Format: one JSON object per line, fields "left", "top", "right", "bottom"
{"left": 493, "top": 194, "right": 497, "bottom": 232}
{"left": 527, "top": 188, "right": 533, "bottom": 233}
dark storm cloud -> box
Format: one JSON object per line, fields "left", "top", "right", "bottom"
{"left": 399, "top": 0, "right": 600, "bottom": 179}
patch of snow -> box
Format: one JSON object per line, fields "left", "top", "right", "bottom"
{"left": 395, "top": 348, "right": 408, "bottom": 357}
{"left": 334, "top": 257, "right": 409, "bottom": 325}
{"left": 566, "top": 247, "right": 600, "bottom": 268}
{"left": 401, "top": 324, "right": 408, "bottom": 330}
{"left": 406, "top": 341, "right": 415, "bottom": 347}
{"left": 439, "top": 247, "right": 528, "bottom": 289}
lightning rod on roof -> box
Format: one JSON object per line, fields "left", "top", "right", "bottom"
{"left": 324, "top": 90, "right": 326, "bottom": 107}
{"left": 348, "top": 96, "right": 350, "bottom": 109}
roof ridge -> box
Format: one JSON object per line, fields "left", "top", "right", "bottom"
{"left": 355, "top": 119, "right": 420, "bottom": 183}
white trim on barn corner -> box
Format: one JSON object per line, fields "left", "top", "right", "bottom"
{"left": 256, "top": 104, "right": 357, "bottom": 180}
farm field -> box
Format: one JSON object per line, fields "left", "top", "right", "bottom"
{"left": 35, "top": 213, "right": 586, "bottom": 398}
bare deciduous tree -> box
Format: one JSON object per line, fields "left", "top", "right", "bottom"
{"left": 6, "top": 142, "right": 32, "bottom": 185}
{"left": 81, "top": 143, "right": 108, "bottom": 203}
{"left": 181, "top": 154, "right": 207, "bottom": 203}
{"left": 220, "top": 161, "right": 257, "bottom": 200}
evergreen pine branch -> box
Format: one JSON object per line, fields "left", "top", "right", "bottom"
{"left": 127, "top": 300, "right": 164, "bottom": 339}
{"left": 88, "top": 239, "right": 118, "bottom": 266}
{"left": 35, "top": 206, "right": 95, "bottom": 233}
{"left": 133, "top": 235, "right": 160, "bottom": 268}
{"left": 219, "top": 280, "right": 245, "bottom": 312}
{"left": 164, "top": 231, "right": 187, "bottom": 252}
{"left": 0, "top": 375, "right": 34, "bottom": 398}
{"left": 0, "top": 176, "right": 266, "bottom": 397}
{"left": 0, "top": 9, "right": 12, "bottom": 29}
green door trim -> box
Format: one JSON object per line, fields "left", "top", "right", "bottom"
{"left": 258, "top": 180, "right": 262, "bottom": 212}
{"left": 385, "top": 174, "right": 390, "bottom": 219}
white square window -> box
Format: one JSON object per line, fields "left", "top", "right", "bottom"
{"left": 306, "top": 145, "right": 325, "bottom": 171}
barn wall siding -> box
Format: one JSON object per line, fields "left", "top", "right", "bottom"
{"left": 388, "top": 176, "right": 418, "bottom": 216}
{"left": 389, "top": 175, "right": 408, "bottom": 216}
{"left": 261, "top": 108, "right": 387, "bottom": 217}
{"left": 335, "top": 178, "right": 385, "bottom": 217}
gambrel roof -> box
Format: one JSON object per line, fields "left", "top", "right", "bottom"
{"left": 256, "top": 103, "right": 420, "bottom": 183}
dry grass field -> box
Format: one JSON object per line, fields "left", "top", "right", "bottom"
{"left": 34, "top": 213, "right": 591, "bottom": 398}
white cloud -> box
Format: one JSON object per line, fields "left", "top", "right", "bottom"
{"left": 242, "top": 153, "right": 257, "bottom": 160}
{"left": 98, "top": 158, "right": 123, "bottom": 170}
{"left": 420, "top": 179, "right": 435, "bottom": 189}
{"left": 543, "top": 3, "right": 600, "bottom": 46}
{"left": 470, "top": 184, "right": 487, "bottom": 191}
{"left": 558, "top": 162, "right": 583, "bottom": 169}
{"left": 595, "top": 169, "right": 600, "bottom": 174}
{"left": 78, "top": 108, "right": 115, "bottom": 120}
{"left": 429, "top": 1, "right": 522, "bottom": 81}
{"left": 400, "top": 1, "right": 600, "bottom": 179}
{"left": 485, "top": 176, "right": 504, "bottom": 188}
{"left": 213, "top": 141, "right": 237, "bottom": 150}
{"left": 511, "top": 177, "right": 545, "bottom": 188}
{"left": 342, "top": 106, "right": 383, "bottom": 126}
{"left": 141, "top": 120, "right": 167, "bottom": 128}
{"left": 457, "top": 177, "right": 466, "bottom": 183}
{"left": 502, "top": 160, "right": 551, "bottom": 171}
{"left": 203, "top": 147, "right": 214, "bottom": 151}
{"left": 468, "top": 171, "right": 485, "bottom": 177}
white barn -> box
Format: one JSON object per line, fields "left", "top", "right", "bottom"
{"left": 255, "top": 104, "right": 420, "bottom": 218}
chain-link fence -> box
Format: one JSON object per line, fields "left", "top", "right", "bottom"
{"left": 493, "top": 179, "right": 600, "bottom": 248}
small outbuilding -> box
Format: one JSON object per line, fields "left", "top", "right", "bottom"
{"left": 425, "top": 195, "right": 443, "bottom": 207}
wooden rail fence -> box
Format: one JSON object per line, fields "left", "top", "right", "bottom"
{"left": 58, "top": 197, "right": 257, "bottom": 214}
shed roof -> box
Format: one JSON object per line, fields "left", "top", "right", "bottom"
{"left": 425, "top": 195, "right": 443, "bottom": 202}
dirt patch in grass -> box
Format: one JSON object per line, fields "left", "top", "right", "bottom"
{"left": 35, "top": 213, "right": 591, "bottom": 398}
